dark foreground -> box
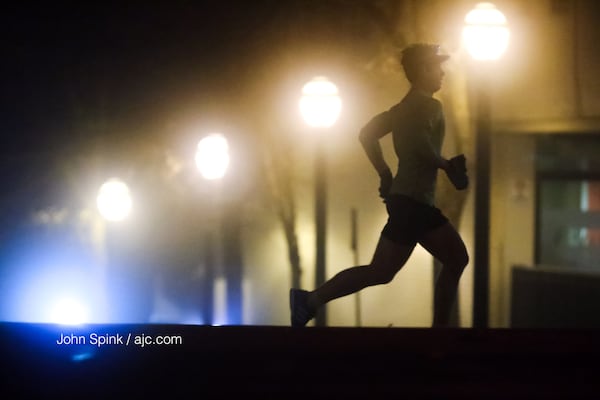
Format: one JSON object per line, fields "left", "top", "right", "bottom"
{"left": 2, "top": 323, "right": 599, "bottom": 398}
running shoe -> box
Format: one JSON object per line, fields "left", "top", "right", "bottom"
{"left": 289, "top": 289, "right": 316, "bottom": 327}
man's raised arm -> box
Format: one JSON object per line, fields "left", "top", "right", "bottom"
{"left": 358, "top": 112, "right": 392, "bottom": 175}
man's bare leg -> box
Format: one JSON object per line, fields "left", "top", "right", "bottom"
{"left": 419, "top": 223, "right": 469, "bottom": 327}
{"left": 307, "top": 235, "right": 415, "bottom": 310}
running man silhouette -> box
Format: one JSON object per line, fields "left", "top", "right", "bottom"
{"left": 290, "top": 43, "right": 469, "bottom": 328}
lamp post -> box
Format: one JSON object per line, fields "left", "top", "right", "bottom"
{"left": 96, "top": 177, "right": 139, "bottom": 322}
{"left": 299, "top": 76, "right": 342, "bottom": 327}
{"left": 196, "top": 133, "right": 232, "bottom": 324}
{"left": 462, "top": 2, "right": 510, "bottom": 328}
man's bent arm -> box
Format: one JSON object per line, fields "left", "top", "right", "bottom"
{"left": 358, "top": 112, "right": 392, "bottom": 175}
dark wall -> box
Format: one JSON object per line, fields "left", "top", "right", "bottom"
{"left": 511, "top": 266, "right": 600, "bottom": 328}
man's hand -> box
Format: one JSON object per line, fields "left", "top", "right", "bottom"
{"left": 444, "top": 154, "right": 469, "bottom": 190}
{"left": 378, "top": 168, "right": 393, "bottom": 199}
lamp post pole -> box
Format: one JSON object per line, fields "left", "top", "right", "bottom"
{"left": 299, "top": 76, "right": 342, "bottom": 327}
{"left": 462, "top": 2, "right": 510, "bottom": 328}
{"left": 314, "top": 137, "right": 327, "bottom": 326}
{"left": 473, "top": 71, "right": 491, "bottom": 329}
{"left": 196, "top": 133, "right": 231, "bottom": 324}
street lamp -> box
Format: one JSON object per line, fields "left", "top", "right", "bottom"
{"left": 299, "top": 76, "right": 342, "bottom": 327}
{"left": 195, "top": 133, "right": 237, "bottom": 325}
{"left": 462, "top": 2, "right": 509, "bottom": 328}
{"left": 50, "top": 298, "right": 89, "bottom": 325}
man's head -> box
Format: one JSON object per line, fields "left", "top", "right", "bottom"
{"left": 401, "top": 43, "right": 449, "bottom": 93}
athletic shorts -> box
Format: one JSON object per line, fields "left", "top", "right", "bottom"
{"left": 381, "top": 194, "right": 448, "bottom": 246}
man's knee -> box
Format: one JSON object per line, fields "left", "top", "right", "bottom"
{"left": 368, "top": 264, "right": 398, "bottom": 285}
{"left": 448, "top": 250, "right": 469, "bottom": 276}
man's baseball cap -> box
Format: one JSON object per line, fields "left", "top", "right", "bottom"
{"left": 401, "top": 43, "right": 450, "bottom": 69}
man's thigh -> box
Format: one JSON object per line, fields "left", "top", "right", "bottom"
{"left": 418, "top": 223, "right": 468, "bottom": 268}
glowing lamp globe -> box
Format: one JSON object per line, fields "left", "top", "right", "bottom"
{"left": 97, "top": 178, "right": 132, "bottom": 222}
{"left": 50, "top": 298, "right": 89, "bottom": 325}
{"left": 299, "top": 76, "right": 342, "bottom": 128}
{"left": 462, "top": 2, "right": 510, "bottom": 61}
{"left": 196, "top": 133, "right": 230, "bottom": 180}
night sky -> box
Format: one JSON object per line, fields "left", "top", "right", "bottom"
{"left": 4, "top": 2, "right": 282, "bottom": 150}
{"left": 2, "top": 2, "right": 381, "bottom": 153}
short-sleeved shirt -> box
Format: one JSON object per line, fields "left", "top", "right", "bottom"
{"left": 377, "top": 89, "right": 445, "bottom": 205}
